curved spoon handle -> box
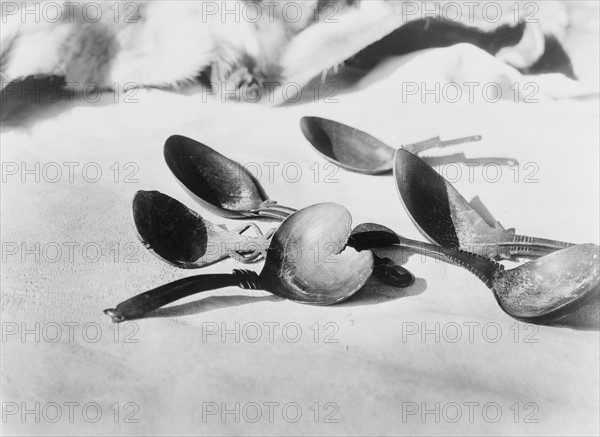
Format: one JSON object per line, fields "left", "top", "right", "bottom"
{"left": 348, "top": 227, "right": 502, "bottom": 288}
{"left": 104, "top": 270, "right": 261, "bottom": 323}
{"left": 393, "top": 236, "right": 503, "bottom": 288}
{"left": 403, "top": 135, "right": 482, "bottom": 155}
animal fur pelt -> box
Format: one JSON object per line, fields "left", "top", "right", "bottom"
{"left": 0, "top": 0, "right": 570, "bottom": 104}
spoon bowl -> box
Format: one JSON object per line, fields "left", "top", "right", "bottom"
{"left": 260, "top": 203, "right": 374, "bottom": 304}
{"left": 300, "top": 116, "right": 395, "bottom": 174}
{"left": 495, "top": 244, "right": 599, "bottom": 320}
{"left": 164, "top": 135, "right": 292, "bottom": 219}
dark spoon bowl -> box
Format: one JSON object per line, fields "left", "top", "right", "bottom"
{"left": 164, "top": 135, "right": 271, "bottom": 218}
{"left": 133, "top": 190, "right": 211, "bottom": 267}
{"left": 133, "top": 190, "right": 269, "bottom": 268}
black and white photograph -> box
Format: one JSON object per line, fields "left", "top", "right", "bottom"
{"left": 1, "top": 1, "right": 599, "bottom": 436}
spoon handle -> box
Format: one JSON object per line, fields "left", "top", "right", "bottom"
{"left": 348, "top": 226, "right": 502, "bottom": 286}
{"left": 500, "top": 242, "right": 570, "bottom": 260}
{"left": 254, "top": 203, "right": 297, "bottom": 220}
{"left": 264, "top": 203, "right": 297, "bottom": 215}
{"left": 394, "top": 236, "right": 503, "bottom": 288}
{"left": 254, "top": 208, "right": 293, "bottom": 220}
{"left": 217, "top": 227, "right": 271, "bottom": 264}
{"left": 104, "top": 270, "right": 261, "bottom": 323}
{"left": 485, "top": 235, "right": 575, "bottom": 260}
{"left": 460, "top": 242, "right": 569, "bottom": 260}
{"left": 403, "top": 135, "right": 482, "bottom": 155}
{"left": 512, "top": 234, "right": 575, "bottom": 250}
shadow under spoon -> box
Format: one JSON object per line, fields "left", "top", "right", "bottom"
{"left": 394, "top": 149, "right": 575, "bottom": 260}
{"left": 105, "top": 204, "right": 376, "bottom": 322}
{"left": 300, "top": 116, "right": 482, "bottom": 175}
{"left": 349, "top": 223, "right": 599, "bottom": 323}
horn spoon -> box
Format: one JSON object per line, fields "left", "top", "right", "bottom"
{"left": 133, "top": 190, "right": 414, "bottom": 287}
{"left": 164, "top": 135, "right": 296, "bottom": 220}
{"left": 394, "top": 149, "right": 575, "bottom": 260}
{"left": 132, "top": 190, "right": 273, "bottom": 268}
{"left": 300, "top": 116, "right": 482, "bottom": 175}
{"left": 349, "top": 223, "right": 599, "bottom": 323}
{"left": 104, "top": 203, "right": 375, "bottom": 322}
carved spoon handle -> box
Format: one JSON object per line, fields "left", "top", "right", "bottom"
{"left": 104, "top": 270, "right": 261, "bottom": 323}
{"left": 394, "top": 236, "right": 503, "bottom": 289}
